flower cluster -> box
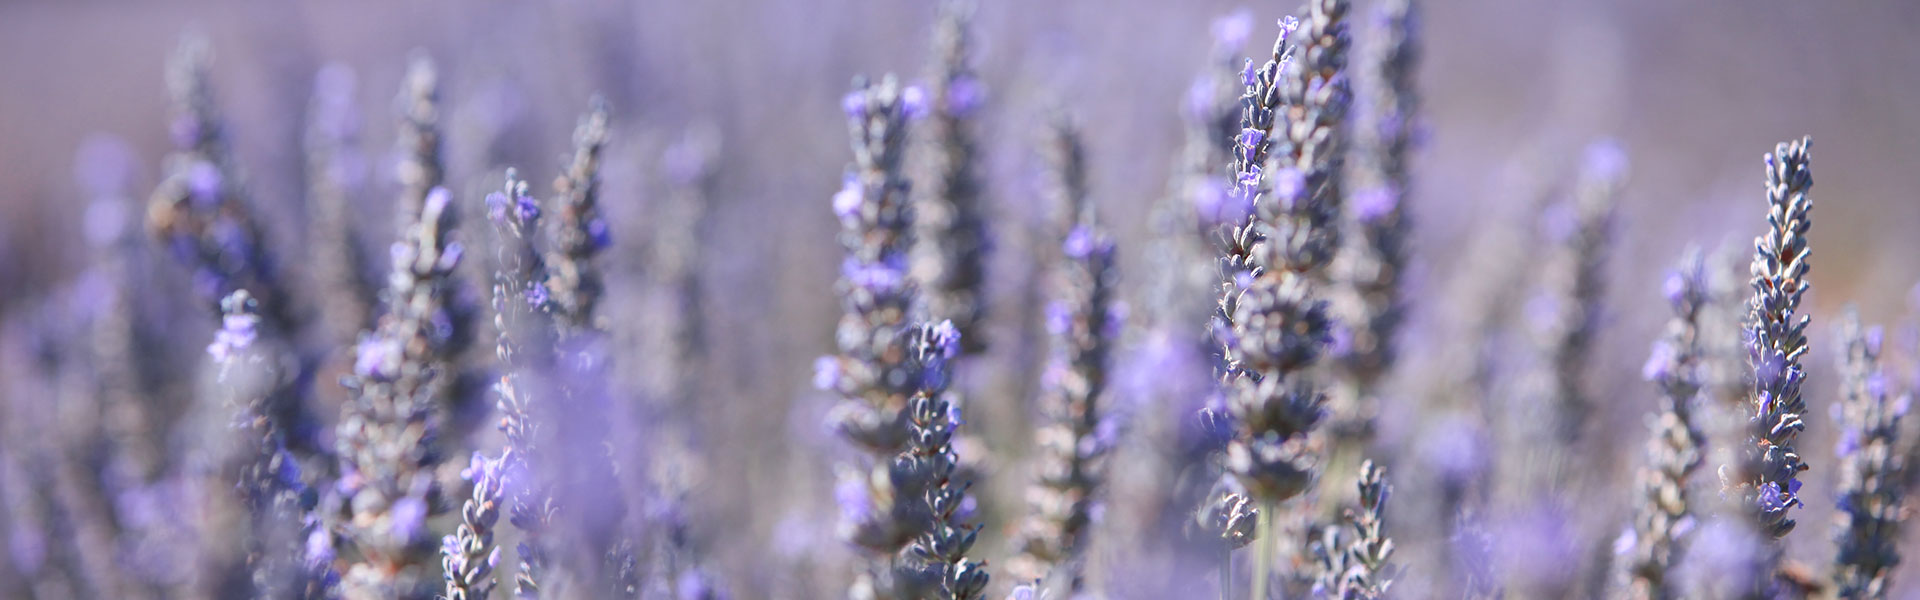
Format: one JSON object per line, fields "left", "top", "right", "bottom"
{"left": 1310, "top": 460, "right": 1397, "bottom": 599}
{"left": 1718, "top": 136, "right": 1814, "bottom": 597}
{"left": 896, "top": 323, "right": 990, "bottom": 600}
{"left": 1330, "top": 0, "right": 1420, "bottom": 447}
{"left": 1830, "top": 310, "right": 1905, "bottom": 598}
{"left": 912, "top": 0, "right": 992, "bottom": 358}
{"left": 1616, "top": 249, "right": 1709, "bottom": 599}
{"left": 546, "top": 98, "right": 614, "bottom": 337}
{"left": 1009, "top": 165, "right": 1124, "bottom": 589}
{"left": 334, "top": 184, "right": 469, "bottom": 600}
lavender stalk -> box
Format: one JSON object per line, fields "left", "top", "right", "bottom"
{"left": 545, "top": 98, "right": 612, "bottom": 338}
{"left": 1310, "top": 461, "right": 1397, "bottom": 599}
{"left": 1615, "top": 249, "right": 1709, "bottom": 600}
{"left": 817, "top": 74, "right": 933, "bottom": 597}
{"left": 1830, "top": 310, "right": 1905, "bottom": 598}
{"left": 441, "top": 451, "right": 505, "bottom": 600}
{"left": 912, "top": 0, "right": 990, "bottom": 357}
{"left": 306, "top": 63, "right": 379, "bottom": 345}
{"left": 1210, "top": 6, "right": 1342, "bottom": 598}
{"left": 1330, "top": 0, "right": 1419, "bottom": 457}
{"left": 897, "top": 323, "right": 990, "bottom": 600}
{"left": 483, "top": 171, "right": 560, "bottom": 598}
{"left": 1009, "top": 124, "right": 1122, "bottom": 590}
{"left": 396, "top": 54, "right": 444, "bottom": 224}
{"left": 147, "top": 36, "right": 301, "bottom": 332}
{"left": 211, "top": 290, "right": 336, "bottom": 599}
{"left": 335, "top": 186, "right": 467, "bottom": 600}
{"left": 1717, "top": 136, "right": 1813, "bottom": 597}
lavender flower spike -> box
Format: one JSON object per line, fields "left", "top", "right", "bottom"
{"left": 335, "top": 185, "right": 468, "bottom": 600}
{"left": 546, "top": 98, "right": 612, "bottom": 337}
{"left": 1616, "top": 248, "right": 1709, "bottom": 600}
{"left": 912, "top": 0, "right": 991, "bottom": 356}
{"left": 1718, "top": 136, "right": 1813, "bottom": 596}
{"left": 213, "top": 290, "right": 336, "bottom": 599}
{"left": 483, "top": 170, "right": 560, "bottom": 598}
{"left": 1009, "top": 135, "right": 1123, "bottom": 590}
{"left": 307, "top": 63, "right": 379, "bottom": 344}
{"left": 147, "top": 35, "right": 302, "bottom": 335}
{"left": 1212, "top": 14, "right": 1300, "bottom": 297}
{"left": 442, "top": 451, "right": 506, "bottom": 600}
{"left": 824, "top": 76, "right": 945, "bottom": 599}
{"left": 396, "top": 53, "right": 444, "bottom": 223}
{"left": 1830, "top": 309, "right": 1904, "bottom": 598}
{"left": 897, "top": 322, "right": 990, "bottom": 600}
{"left": 1311, "top": 460, "right": 1398, "bottom": 599}
{"left": 822, "top": 75, "right": 921, "bottom": 460}
{"left": 1331, "top": 0, "right": 1420, "bottom": 452}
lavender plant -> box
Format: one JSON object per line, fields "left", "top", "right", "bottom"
{"left": 543, "top": 100, "right": 638, "bottom": 598}
{"left": 1717, "top": 136, "right": 1814, "bottom": 597}
{"left": 912, "top": 0, "right": 990, "bottom": 357}
{"left": 546, "top": 98, "right": 612, "bottom": 338}
{"left": 441, "top": 451, "right": 505, "bottom": 600}
{"left": 1212, "top": 4, "right": 1347, "bottom": 596}
{"left": 334, "top": 185, "right": 467, "bottom": 600}
{"left": 1009, "top": 124, "right": 1122, "bottom": 591}
{"left": 147, "top": 37, "right": 300, "bottom": 332}
{"left": 896, "top": 322, "right": 990, "bottom": 600}
{"left": 1330, "top": 0, "right": 1419, "bottom": 456}
{"left": 817, "top": 74, "right": 934, "bottom": 597}
{"left": 1309, "top": 460, "right": 1396, "bottom": 599}
{"left": 1615, "top": 249, "right": 1709, "bottom": 600}
{"left": 209, "top": 290, "right": 335, "bottom": 598}
{"left": 482, "top": 171, "right": 561, "bottom": 598}
{"left": 306, "top": 63, "right": 378, "bottom": 345}
{"left": 1830, "top": 310, "right": 1905, "bottom": 598}
{"left": 396, "top": 55, "right": 445, "bottom": 224}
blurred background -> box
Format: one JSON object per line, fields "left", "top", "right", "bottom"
{"left": 2, "top": 0, "right": 1919, "bottom": 598}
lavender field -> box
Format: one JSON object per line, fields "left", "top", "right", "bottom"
{"left": 3, "top": 1, "right": 1920, "bottom": 598}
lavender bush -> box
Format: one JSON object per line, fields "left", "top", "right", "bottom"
{"left": 9, "top": 2, "right": 1920, "bottom": 600}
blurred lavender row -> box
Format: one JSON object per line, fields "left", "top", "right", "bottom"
{"left": 6, "top": 1, "right": 1920, "bottom": 599}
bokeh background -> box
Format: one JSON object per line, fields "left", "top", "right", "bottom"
{"left": 3, "top": 0, "right": 1920, "bottom": 598}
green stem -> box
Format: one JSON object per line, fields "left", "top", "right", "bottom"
{"left": 1250, "top": 501, "right": 1275, "bottom": 600}
{"left": 1223, "top": 539, "right": 1241, "bottom": 600}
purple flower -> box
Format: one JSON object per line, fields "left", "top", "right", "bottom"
{"left": 1642, "top": 340, "right": 1676, "bottom": 382}
{"left": 1237, "top": 128, "right": 1266, "bottom": 150}
{"left": 930, "top": 319, "right": 962, "bottom": 359}
{"left": 486, "top": 191, "right": 509, "bottom": 225}
{"left": 841, "top": 91, "right": 866, "bottom": 119}
{"left": 1183, "top": 77, "right": 1217, "bottom": 122}
{"left": 588, "top": 218, "right": 612, "bottom": 250}
{"left": 901, "top": 86, "right": 929, "bottom": 120}
{"left": 353, "top": 334, "right": 399, "bottom": 380}
{"left": 207, "top": 312, "right": 259, "bottom": 363}
{"left": 1350, "top": 185, "right": 1398, "bottom": 224}
{"left": 1063, "top": 225, "right": 1098, "bottom": 259}
{"left": 424, "top": 185, "right": 452, "bottom": 215}
{"left": 1270, "top": 167, "right": 1306, "bottom": 208}
{"left": 526, "top": 282, "right": 550, "bottom": 308}
{"left": 390, "top": 495, "right": 428, "bottom": 541}
{"left": 812, "top": 355, "right": 842, "bottom": 391}
{"left": 514, "top": 193, "right": 541, "bottom": 223}
{"left": 946, "top": 75, "right": 984, "bottom": 116}
{"left": 187, "top": 160, "right": 222, "bottom": 207}
{"left": 835, "top": 475, "right": 873, "bottom": 521}
{"left": 1045, "top": 301, "right": 1071, "bottom": 336}
{"left": 1211, "top": 9, "right": 1254, "bottom": 51}
{"left": 832, "top": 175, "right": 863, "bottom": 221}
